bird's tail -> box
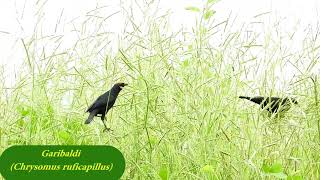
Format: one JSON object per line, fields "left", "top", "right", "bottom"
{"left": 85, "top": 112, "right": 95, "bottom": 124}
{"left": 239, "top": 96, "right": 251, "bottom": 100}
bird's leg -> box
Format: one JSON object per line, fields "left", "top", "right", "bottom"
{"left": 101, "top": 113, "right": 111, "bottom": 132}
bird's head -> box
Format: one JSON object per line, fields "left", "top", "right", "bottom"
{"left": 113, "top": 82, "right": 128, "bottom": 90}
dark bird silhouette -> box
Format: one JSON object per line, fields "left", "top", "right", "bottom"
{"left": 239, "top": 96, "right": 298, "bottom": 114}
{"left": 85, "top": 83, "right": 128, "bottom": 131}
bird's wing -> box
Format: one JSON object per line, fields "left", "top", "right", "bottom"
{"left": 86, "top": 101, "right": 97, "bottom": 112}
{"left": 106, "top": 98, "right": 116, "bottom": 112}
{"left": 86, "top": 92, "right": 110, "bottom": 112}
{"left": 249, "top": 96, "right": 265, "bottom": 105}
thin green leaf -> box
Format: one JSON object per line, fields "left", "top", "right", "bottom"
{"left": 159, "top": 166, "right": 168, "bottom": 180}
{"left": 269, "top": 163, "right": 283, "bottom": 173}
{"left": 185, "top": 6, "right": 200, "bottom": 12}
{"left": 287, "top": 175, "right": 302, "bottom": 180}
{"left": 201, "top": 165, "right": 214, "bottom": 173}
{"left": 204, "top": 10, "right": 216, "bottom": 20}
{"left": 208, "top": 0, "right": 221, "bottom": 4}
{"left": 270, "top": 172, "right": 287, "bottom": 179}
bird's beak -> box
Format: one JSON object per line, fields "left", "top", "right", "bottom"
{"left": 120, "top": 83, "right": 128, "bottom": 89}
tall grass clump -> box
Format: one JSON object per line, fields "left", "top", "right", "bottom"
{"left": 1, "top": 0, "right": 320, "bottom": 179}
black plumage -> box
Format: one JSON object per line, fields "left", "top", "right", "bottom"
{"left": 85, "top": 83, "right": 128, "bottom": 131}
{"left": 239, "top": 96, "right": 298, "bottom": 114}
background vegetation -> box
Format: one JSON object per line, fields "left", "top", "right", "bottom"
{"left": 1, "top": 0, "right": 320, "bottom": 179}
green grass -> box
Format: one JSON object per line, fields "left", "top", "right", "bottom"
{"left": 1, "top": 0, "right": 320, "bottom": 179}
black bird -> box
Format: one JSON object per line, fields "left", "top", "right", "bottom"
{"left": 239, "top": 96, "right": 298, "bottom": 114}
{"left": 85, "top": 83, "right": 128, "bottom": 131}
